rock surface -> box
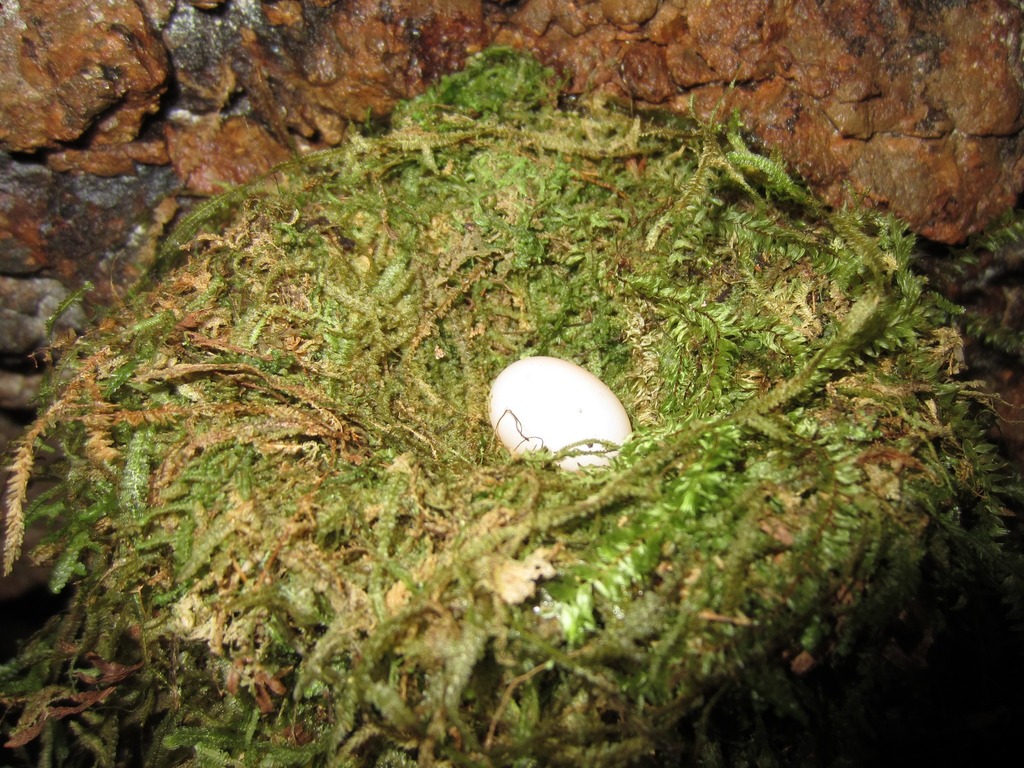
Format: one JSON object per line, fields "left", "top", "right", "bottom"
{"left": 0, "top": 0, "right": 168, "bottom": 153}
{"left": 490, "top": 0, "right": 1024, "bottom": 245}
{"left": 0, "top": 2, "right": 1020, "bottom": 258}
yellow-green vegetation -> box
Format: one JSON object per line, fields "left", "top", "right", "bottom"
{"left": 2, "top": 49, "right": 1021, "bottom": 766}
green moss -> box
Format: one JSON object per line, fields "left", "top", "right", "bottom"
{"left": 3, "top": 49, "right": 1022, "bottom": 766}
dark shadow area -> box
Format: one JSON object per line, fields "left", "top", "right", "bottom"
{"left": 0, "top": 582, "right": 68, "bottom": 663}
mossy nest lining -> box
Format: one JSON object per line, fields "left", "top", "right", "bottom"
{"left": 2, "top": 51, "right": 1021, "bottom": 766}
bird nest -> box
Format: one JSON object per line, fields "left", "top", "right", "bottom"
{"left": 2, "top": 49, "right": 1020, "bottom": 767}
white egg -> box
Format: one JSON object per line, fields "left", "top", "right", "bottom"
{"left": 488, "top": 356, "right": 632, "bottom": 471}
